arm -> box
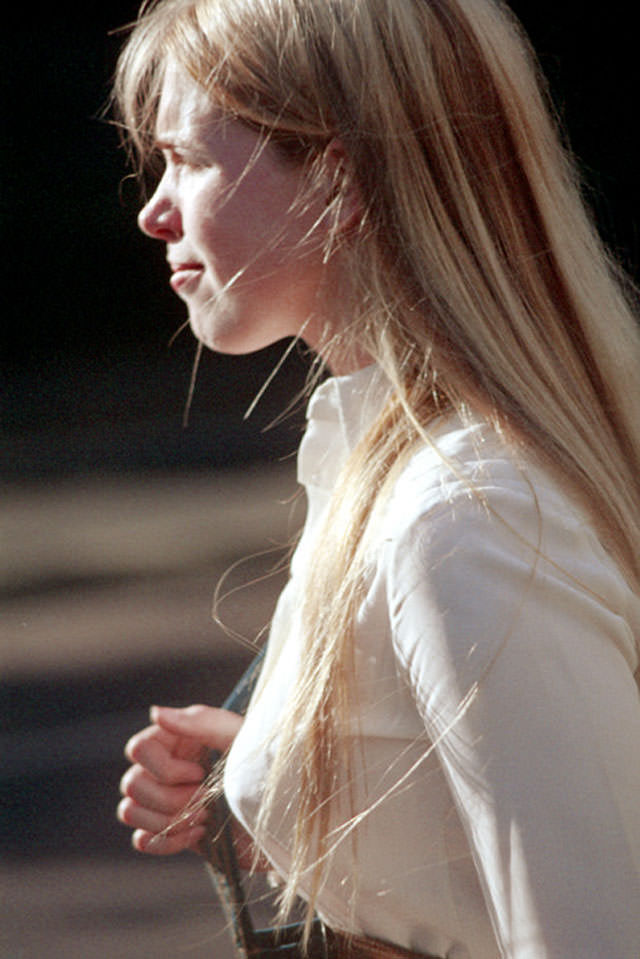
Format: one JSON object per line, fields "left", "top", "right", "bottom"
{"left": 388, "top": 486, "right": 640, "bottom": 958}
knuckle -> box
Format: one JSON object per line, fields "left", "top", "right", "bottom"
{"left": 124, "top": 728, "right": 149, "bottom": 762}
{"left": 119, "top": 766, "right": 134, "bottom": 796}
{"left": 117, "top": 797, "right": 134, "bottom": 825}
{"left": 120, "top": 764, "right": 142, "bottom": 797}
{"left": 146, "top": 831, "right": 181, "bottom": 855}
{"left": 185, "top": 703, "right": 210, "bottom": 720}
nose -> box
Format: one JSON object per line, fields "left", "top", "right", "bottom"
{"left": 137, "top": 183, "right": 182, "bottom": 242}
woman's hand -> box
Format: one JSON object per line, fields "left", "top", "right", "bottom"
{"left": 117, "top": 704, "right": 243, "bottom": 856}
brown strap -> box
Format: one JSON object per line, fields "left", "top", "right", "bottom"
{"left": 323, "top": 929, "right": 439, "bottom": 959}
{"left": 252, "top": 926, "right": 439, "bottom": 959}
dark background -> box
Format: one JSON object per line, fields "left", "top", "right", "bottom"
{"left": 2, "top": 1, "right": 638, "bottom": 483}
{"left": 2, "top": 4, "right": 312, "bottom": 483}
{"left": 0, "top": 5, "right": 637, "bottom": 952}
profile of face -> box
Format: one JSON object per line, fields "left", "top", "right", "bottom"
{"left": 138, "top": 62, "right": 334, "bottom": 355}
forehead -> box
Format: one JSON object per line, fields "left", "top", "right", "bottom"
{"left": 155, "top": 60, "right": 222, "bottom": 143}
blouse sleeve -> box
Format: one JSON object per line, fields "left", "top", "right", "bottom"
{"left": 386, "top": 480, "right": 640, "bottom": 959}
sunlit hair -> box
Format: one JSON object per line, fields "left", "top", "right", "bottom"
{"left": 114, "top": 0, "right": 640, "bottom": 932}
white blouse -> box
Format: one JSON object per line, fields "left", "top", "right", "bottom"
{"left": 225, "top": 365, "right": 640, "bottom": 959}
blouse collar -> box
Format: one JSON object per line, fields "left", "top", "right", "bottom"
{"left": 298, "top": 364, "right": 390, "bottom": 492}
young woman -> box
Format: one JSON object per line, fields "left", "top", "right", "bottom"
{"left": 115, "top": 1, "right": 640, "bottom": 956}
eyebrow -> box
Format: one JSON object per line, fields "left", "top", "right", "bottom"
{"left": 154, "top": 137, "right": 191, "bottom": 151}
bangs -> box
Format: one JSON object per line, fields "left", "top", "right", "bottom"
{"left": 113, "top": 0, "right": 330, "bottom": 184}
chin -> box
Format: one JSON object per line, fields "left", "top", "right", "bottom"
{"left": 187, "top": 300, "right": 240, "bottom": 353}
{"left": 187, "top": 310, "right": 282, "bottom": 356}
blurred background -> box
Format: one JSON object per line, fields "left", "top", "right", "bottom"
{"left": 1, "top": 2, "right": 637, "bottom": 956}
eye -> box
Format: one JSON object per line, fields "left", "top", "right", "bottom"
{"left": 170, "top": 147, "right": 208, "bottom": 172}
{"left": 159, "top": 147, "right": 182, "bottom": 166}
{"left": 155, "top": 139, "right": 210, "bottom": 174}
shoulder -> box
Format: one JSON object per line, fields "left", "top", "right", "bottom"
{"left": 381, "top": 413, "right": 582, "bottom": 562}
{"left": 374, "top": 415, "right": 638, "bottom": 715}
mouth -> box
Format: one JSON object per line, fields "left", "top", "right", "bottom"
{"left": 169, "top": 262, "right": 204, "bottom": 293}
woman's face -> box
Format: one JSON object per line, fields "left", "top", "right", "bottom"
{"left": 138, "top": 62, "right": 333, "bottom": 355}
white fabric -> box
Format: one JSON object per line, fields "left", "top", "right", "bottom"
{"left": 225, "top": 365, "right": 640, "bottom": 959}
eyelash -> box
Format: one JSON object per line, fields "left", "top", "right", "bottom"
{"left": 161, "top": 149, "right": 205, "bottom": 171}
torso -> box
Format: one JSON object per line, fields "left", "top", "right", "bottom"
{"left": 225, "top": 367, "right": 640, "bottom": 959}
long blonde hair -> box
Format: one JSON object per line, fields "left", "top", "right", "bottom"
{"left": 115, "top": 0, "right": 640, "bottom": 927}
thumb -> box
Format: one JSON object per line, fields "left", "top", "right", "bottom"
{"left": 150, "top": 704, "right": 243, "bottom": 755}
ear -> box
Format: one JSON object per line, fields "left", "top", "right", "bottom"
{"left": 322, "top": 138, "right": 364, "bottom": 234}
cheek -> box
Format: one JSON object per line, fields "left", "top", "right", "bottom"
{"left": 195, "top": 209, "right": 257, "bottom": 278}
{"left": 196, "top": 205, "right": 294, "bottom": 279}
{"left": 187, "top": 165, "right": 323, "bottom": 280}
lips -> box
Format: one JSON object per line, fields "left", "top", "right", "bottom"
{"left": 169, "top": 262, "right": 204, "bottom": 293}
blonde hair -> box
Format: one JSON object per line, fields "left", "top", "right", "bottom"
{"left": 114, "top": 0, "right": 640, "bottom": 929}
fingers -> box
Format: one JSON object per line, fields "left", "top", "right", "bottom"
{"left": 150, "top": 704, "right": 243, "bottom": 755}
{"left": 118, "top": 796, "right": 177, "bottom": 835}
{"left": 124, "top": 706, "right": 243, "bottom": 779}
{"left": 117, "top": 793, "right": 207, "bottom": 834}
{"left": 118, "top": 704, "right": 243, "bottom": 858}
{"left": 119, "top": 764, "right": 202, "bottom": 815}
{"left": 131, "top": 826, "right": 207, "bottom": 856}
{"left": 118, "top": 762, "right": 209, "bottom": 855}
{"left": 125, "top": 725, "right": 204, "bottom": 784}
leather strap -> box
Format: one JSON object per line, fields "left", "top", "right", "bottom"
{"left": 199, "top": 649, "right": 267, "bottom": 959}
{"left": 242, "top": 925, "right": 439, "bottom": 959}
{"left": 324, "top": 929, "right": 439, "bottom": 959}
